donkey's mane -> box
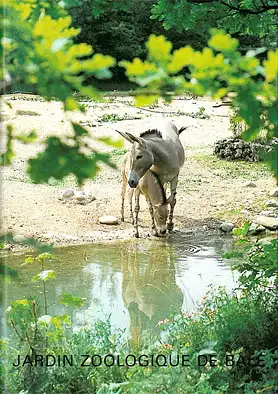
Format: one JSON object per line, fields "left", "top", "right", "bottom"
{"left": 149, "top": 170, "right": 167, "bottom": 204}
{"left": 140, "top": 129, "right": 162, "bottom": 139}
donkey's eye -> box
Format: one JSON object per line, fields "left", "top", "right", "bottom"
{"left": 136, "top": 155, "right": 143, "bottom": 160}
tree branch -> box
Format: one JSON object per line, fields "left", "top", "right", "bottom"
{"left": 186, "top": 0, "right": 278, "bottom": 14}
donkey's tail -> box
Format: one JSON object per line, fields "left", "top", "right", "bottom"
{"left": 178, "top": 125, "right": 194, "bottom": 134}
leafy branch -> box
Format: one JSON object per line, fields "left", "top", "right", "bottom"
{"left": 186, "top": 0, "right": 278, "bottom": 14}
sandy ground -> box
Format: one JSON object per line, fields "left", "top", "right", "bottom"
{"left": 1, "top": 94, "right": 276, "bottom": 247}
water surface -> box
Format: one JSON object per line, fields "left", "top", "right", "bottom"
{"left": 2, "top": 234, "right": 239, "bottom": 339}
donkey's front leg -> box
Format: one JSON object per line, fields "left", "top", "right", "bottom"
{"left": 128, "top": 188, "right": 135, "bottom": 225}
{"left": 121, "top": 171, "right": 127, "bottom": 222}
{"left": 133, "top": 190, "right": 140, "bottom": 238}
{"left": 146, "top": 197, "right": 158, "bottom": 236}
{"left": 167, "top": 175, "right": 178, "bottom": 233}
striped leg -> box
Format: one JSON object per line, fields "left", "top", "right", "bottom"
{"left": 128, "top": 188, "right": 134, "bottom": 225}
{"left": 121, "top": 171, "right": 127, "bottom": 222}
{"left": 146, "top": 197, "right": 158, "bottom": 236}
{"left": 167, "top": 175, "right": 178, "bottom": 233}
{"left": 133, "top": 190, "right": 140, "bottom": 238}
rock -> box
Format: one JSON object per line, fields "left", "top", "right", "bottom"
{"left": 61, "top": 188, "right": 75, "bottom": 199}
{"left": 254, "top": 216, "right": 278, "bottom": 230}
{"left": 220, "top": 222, "right": 235, "bottom": 232}
{"left": 75, "top": 192, "right": 86, "bottom": 202}
{"left": 244, "top": 181, "right": 256, "bottom": 187}
{"left": 99, "top": 215, "right": 119, "bottom": 225}
{"left": 260, "top": 210, "right": 278, "bottom": 218}
{"left": 266, "top": 199, "right": 278, "bottom": 208}
{"left": 240, "top": 209, "right": 250, "bottom": 215}
{"left": 270, "top": 188, "right": 278, "bottom": 198}
{"left": 249, "top": 223, "right": 266, "bottom": 235}
{"left": 13, "top": 235, "right": 25, "bottom": 243}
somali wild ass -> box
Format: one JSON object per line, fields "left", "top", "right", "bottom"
{"left": 117, "top": 120, "right": 186, "bottom": 233}
{"left": 121, "top": 151, "right": 169, "bottom": 238}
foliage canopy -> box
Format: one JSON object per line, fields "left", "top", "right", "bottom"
{"left": 1, "top": 0, "right": 278, "bottom": 184}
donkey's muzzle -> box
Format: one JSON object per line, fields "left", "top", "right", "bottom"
{"left": 128, "top": 179, "right": 138, "bottom": 188}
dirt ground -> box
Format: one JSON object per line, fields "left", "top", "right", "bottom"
{"left": 1, "top": 94, "right": 276, "bottom": 247}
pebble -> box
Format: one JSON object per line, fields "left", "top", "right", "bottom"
{"left": 254, "top": 216, "right": 278, "bottom": 230}
{"left": 13, "top": 235, "right": 25, "bottom": 242}
{"left": 61, "top": 188, "right": 75, "bottom": 199}
{"left": 244, "top": 181, "right": 256, "bottom": 187}
{"left": 248, "top": 223, "right": 266, "bottom": 234}
{"left": 75, "top": 192, "right": 86, "bottom": 202}
{"left": 220, "top": 222, "right": 235, "bottom": 232}
{"left": 270, "top": 188, "right": 278, "bottom": 198}
{"left": 266, "top": 199, "right": 278, "bottom": 208}
{"left": 99, "top": 215, "right": 119, "bottom": 225}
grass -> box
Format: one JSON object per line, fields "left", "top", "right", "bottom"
{"left": 213, "top": 197, "right": 266, "bottom": 222}
{"left": 108, "top": 148, "right": 127, "bottom": 164}
{"left": 98, "top": 112, "right": 142, "bottom": 123}
{"left": 193, "top": 154, "right": 271, "bottom": 180}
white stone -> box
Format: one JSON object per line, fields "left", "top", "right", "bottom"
{"left": 220, "top": 222, "right": 235, "bottom": 232}
{"left": 266, "top": 199, "right": 278, "bottom": 208}
{"left": 99, "top": 215, "right": 119, "bottom": 225}
{"left": 61, "top": 188, "right": 75, "bottom": 199}
{"left": 254, "top": 216, "right": 278, "bottom": 230}
{"left": 249, "top": 223, "right": 266, "bottom": 234}
{"left": 260, "top": 210, "right": 277, "bottom": 217}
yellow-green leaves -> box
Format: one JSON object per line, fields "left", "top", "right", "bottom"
{"left": 119, "top": 58, "right": 157, "bottom": 78}
{"left": 191, "top": 48, "right": 226, "bottom": 71}
{"left": 135, "top": 95, "right": 159, "bottom": 107}
{"left": 82, "top": 53, "right": 115, "bottom": 79}
{"left": 209, "top": 30, "right": 239, "bottom": 53}
{"left": 33, "top": 15, "right": 79, "bottom": 40}
{"left": 146, "top": 34, "right": 172, "bottom": 64}
{"left": 264, "top": 50, "right": 278, "bottom": 82}
{"left": 167, "top": 46, "right": 194, "bottom": 73}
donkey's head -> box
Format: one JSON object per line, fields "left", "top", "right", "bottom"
{"left": 153, "top": 203, "right": 168, "bottom": 236}
{"left": 116, "top": 130, "right": 154, "bottom": 188}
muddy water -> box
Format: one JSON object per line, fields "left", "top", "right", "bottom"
{"left": 2, "top": 235, "right": 239, "bottom": 339}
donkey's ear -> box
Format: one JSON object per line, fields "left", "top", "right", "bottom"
{"left": 125, "top": 132, "right": 146, "bottom": 147}
{"left": 115, "top": 130, "right": 135, "bottom": 144}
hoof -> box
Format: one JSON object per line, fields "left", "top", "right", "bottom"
{"left": 134, "top": 231, "right": 139, "bottom": 238}
{"left": 167, "top": 223, "right": 174, "bottom": 232}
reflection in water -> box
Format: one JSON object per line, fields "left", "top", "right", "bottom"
{"left": 121, "top": 241, "right": 183, "bottom": 344}
{"left": 1, "top": 236, "right": 238, "bottom": 339}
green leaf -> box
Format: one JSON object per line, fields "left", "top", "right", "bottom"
{"left": 51, "top": 315, "right": 71, "bottom": 328}
{"left": 21, "top": 256, "right": 35, "bottom": 266}
{"left": 72, "top": 122, "right": 89, "bottom": 137}
{"left": 95, "top": 137, "right": 124, "bottom": 149}
{"left": 59, "top": 293, "right": 85, "bottom": 308}
{"left": 31, "top": 269, "right": 56, "bottom": 282}
{"left": 15, "top": 130, "right": 37, "bottom": 144}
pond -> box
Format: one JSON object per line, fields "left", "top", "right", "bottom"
{"left": 1, "top": 234, "right": 239, "bottom": 341}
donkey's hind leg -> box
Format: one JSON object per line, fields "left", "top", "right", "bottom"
{"left": 133, "top": 190, "right": 140, "bottom": 238}
{"left": 167, "top": 175, "right": 178, "bottom": 233}
{"left": 146, "top": 197, "right": 158, "bottom": 236}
